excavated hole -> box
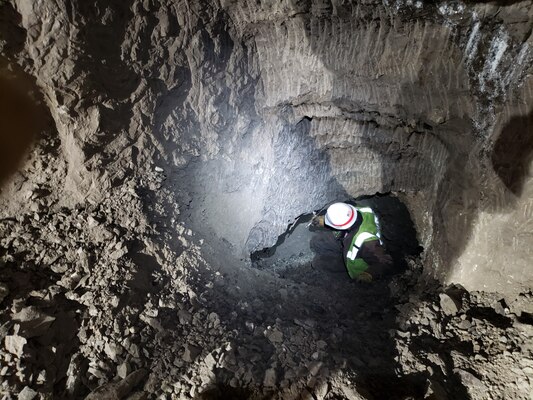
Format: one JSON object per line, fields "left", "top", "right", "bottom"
{"left": 251, "top": 193, "right": 422, "bottom": 279}
{"left": 250, "top": 213, "right": 314, "bottom": 272}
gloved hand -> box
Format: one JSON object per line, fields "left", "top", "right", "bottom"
{"left": 310, "top": 215, "right": 325, "bottom": 228}
{"left": 356, "top": 271, "right": 373, "bottom": 283}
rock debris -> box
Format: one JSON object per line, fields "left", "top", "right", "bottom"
{"left": 0, "top": 0, "right": 532, "bottom": 399}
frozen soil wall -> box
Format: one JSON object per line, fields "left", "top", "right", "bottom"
{"left": 0, "top": 1, "right": 533, "bottom": 399}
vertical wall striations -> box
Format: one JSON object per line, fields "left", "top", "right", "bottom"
{"left": 1, "top": 0, "right": 532, "bottom": 293}
{"left": 223, "top": 0, "right": 533, "bottom": 293}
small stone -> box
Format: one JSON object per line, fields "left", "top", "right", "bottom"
{"left": 162, "top": 382, "right": 173, "bottom": 393}
{"left": 177, "top": 310, "right": 192, "bottom": 325}
{"left": 245, "top": 321, "right": 254, "bottom": 332}
{"left": 88, "top": 366, "right": 105, "bottom": 379}
{"left": 86, "top": 369, "right": 147, "bottom": 400}
{"left": 294, "top": 318, "right": 316, "bottom": 328}
{"left": 104, "top": 342, "right": 123, "bottom": 361}
{"left": 204, "top": 353, "right": 216, "bottom": 370}
{"left": 265, "top": 327, "right": 283, "bottom": 343}
{"left": 128, "top": 343, "right": 140, "bottom": 358}
{"left": 457, "top": 320, "right": 472, "bottom": 330}
{"left": 263, "top": 368, "right": 277, "bottom": 387}
{"left": 284, "top": 369, "right": 296, "bottom": 380}
{"left": 208, "top": 312, "right": 220, "bottom": 328}
{"left": 473, "top": 342, "right": 481, "bottom": 353}
{"left": 314, "top": 380, "right": 329, "bottom": 400}
{"left": 117, "top": 362, "right": 131, "bottom": 379}
{"left": 424, "top": 379, "right": 448, "bottom": 400}
{"left": 140, "top": 314, "right": 164, "bottom": 332}
{"left": 316, "top": 340, "right": 327, "bottom": 350}
{"left": 493, "top": 301, "right": 506, "bottom": 316}
{"left": 397, "top": 330, "right": 410, "bottom": 338}
{"left": 17, "top": 386, "right": 37, "bottom": 400}
{"left": 87, "top": 216, "right": 98, "bottom": 227}
{"left": 182, "top": 344, "right": 201, "bottom": 363}
{"left": 454, "top": 369, "right": 487, "bottom": 398}
{"left": 155, "top": 166, "right": 164, "bottom": 172}
{"left": 5, "top": 335, "right": 27, "bottom": 357}
{"left": 516, "top": 377, "right": 530, "bottom": 392}
{"left": 36, "top": 370, "right": 47, "bottom": 384}
{"left": 308, "top": 361, "right": 323, "bottom": 376}
{"left": 0, "top": 283, "right": 9, "bottom": 303}
{"left": 439, "top": 293, "right": 459, "bottom": 316}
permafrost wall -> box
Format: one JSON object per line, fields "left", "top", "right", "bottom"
{"left": 5, "top": 0, "right": 529, "bottom": 292}
{"left": 1, "top": 2, "right": 531, "bottom": 287}
{"left": 0, "top": 1, "right": 533, "bottom": 398}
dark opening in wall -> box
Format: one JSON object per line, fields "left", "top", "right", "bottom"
{"left": 251, "top": 194, "right": 422, "bottom": 279}
{"left": 251, "top": 213, "right": 315, "bottom": 272}
{"left": 0, "top": 59, "right": 50, "bottom": 187}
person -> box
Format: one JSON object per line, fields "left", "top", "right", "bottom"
{"left": 311, "top": 202, "right": 393, "bottom": 282}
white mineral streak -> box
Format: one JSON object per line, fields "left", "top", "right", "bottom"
{"left": 479, "top": 29, "right": 509, "bottom": 93}
{"left": 465, "top": 21, "right": 481, "bottom": 62}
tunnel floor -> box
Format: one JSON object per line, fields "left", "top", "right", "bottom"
{"left": 193, "top": 192, "right": 506, "bottom": 400}
{"left": 1, "top": 173, "right": 530, "bottom": 400}
{"left": 1, "top": 1, "right": 532, "bottom": 397}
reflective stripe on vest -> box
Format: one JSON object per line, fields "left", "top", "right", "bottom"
{"left": 347, "top": 232, "right": 377, "bottom": 260}
{"left": 355, "top": 231, "right": 376, "bottom": 248}
{"left": 347, "top": 247, "right": 358, "bottom": 260}
{"left": 346, "top": 208, "right": 379, "bottom": 261}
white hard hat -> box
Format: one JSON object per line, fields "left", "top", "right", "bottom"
{"left": 325, "top": 202, "right": 358, "bottom": 230}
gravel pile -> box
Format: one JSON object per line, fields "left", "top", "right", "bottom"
{"left": 0, "top": 0, "right": 532, "bottom": 399}
{"left": 1, "top": 197, "right": 532, "bottom": 399}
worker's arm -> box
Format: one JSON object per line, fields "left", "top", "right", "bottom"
{"left": 359, "top": 240, "right": 394, "bottom": 279}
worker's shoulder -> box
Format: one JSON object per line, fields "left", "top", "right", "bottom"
{"left": 351, "top": 202, "right": 375, "bottom": 213}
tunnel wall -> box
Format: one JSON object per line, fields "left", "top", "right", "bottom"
{"left": 449, "top": 78, "right": 533, "bottom": 293}
{"left": 1, "top": 0, "right": 532, "bottom": 295}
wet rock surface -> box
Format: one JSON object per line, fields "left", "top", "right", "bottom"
{"left": 0, "top": 0, "right": 532, "bottom": 399}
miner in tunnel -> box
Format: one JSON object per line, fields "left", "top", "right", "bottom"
{"left": 311, "top": 202, "right": 394, "bottom": 282}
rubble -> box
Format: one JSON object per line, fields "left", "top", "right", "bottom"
{"left": 439, "top": 293, "right": 459, "bottom": 316}
{"left": 17, "top": 386, "right": 37, "bottom": 400}
{"left": 182, "top": 344, "right": 201, "bottom": 363}
{"left": 84, "top": 369, "right": 148, "bottom": 400}
{"left": 454, "top": 369, "right": 488, "bottom": 399}
{"left": 5, "top": 335, "right": 26, "bottom": 357}
{"left": 264, "top": 368, "right": 277, "bottom": 387}
{"left": 0, "top": 0, "right": 531, "bottom": 399}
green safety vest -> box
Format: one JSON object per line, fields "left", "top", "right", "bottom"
{"left": 344, "top": 207, "right": 381, "bottom": 279}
